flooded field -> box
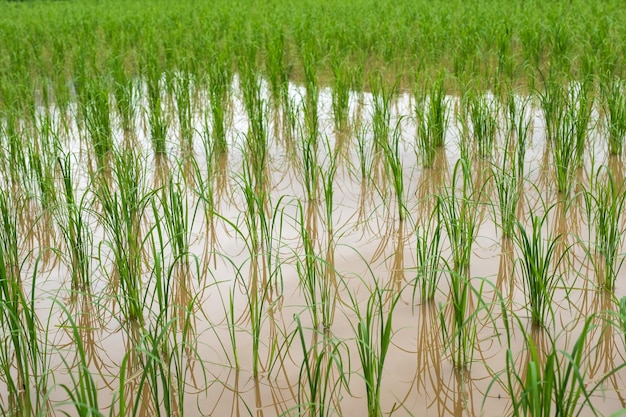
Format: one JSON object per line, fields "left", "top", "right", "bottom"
{"left": 3, "top": 0, "right": 626, "bottom": 416}
{"left": 1, "top": 75, "right": 626, "bottom": 417}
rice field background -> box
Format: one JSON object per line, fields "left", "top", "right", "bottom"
{"left": 2, "top": 0, "right": 626, "bottom": 416}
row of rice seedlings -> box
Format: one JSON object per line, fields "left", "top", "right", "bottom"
{"left": 582, "top": 166, "right": 626, "bottom": 292}
{"left": 144, "top": 55, "right": 170, "bottom": 156}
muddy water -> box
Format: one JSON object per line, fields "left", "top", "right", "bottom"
{"left": 8, "top": 78, "right": 626, "bottom": 416}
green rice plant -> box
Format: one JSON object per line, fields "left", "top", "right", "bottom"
{"left": 514, "top": 208, "right": 566, "bottom": 329}
{"left": 207, "top": 56, "right": 231, "bottom": 156}
{"left": 414, "top": 76, "right": 449, "bottom": 167}
{"left": 438, "top": 272, "right": 482, "bottom": 371}
{"left": 582, "top": 166, "right": 626, "bottom": 292}
{"left": 240, "top": 61, "right": 269, "bottom": 199}
{"left": 428, "top": 76, "right": 449, "bottom": 148}
{"left": 602, "top": 76, "right": 626, "bottom": 156}
{"left": 56, "top": 153, "right": 93, "bottom": 292}
{"left": 468, "top": 92, "right": 499, "bottom": 160}
{"left": 173, "top": 70, "right": 194, "bottom": 152}
{"left": 491, "top": 129, "right": 521, "bottom": 238}
{"left": 437, "top": 158, "right": 479, "bottom": 276}
{"left": 263, "top": 29, "right": 290, "bottom": 108}
{"left": 493, "top": 315, "right": 626, "bottom": 417}
{"left": 0, "top": 190, "right": 50, "bottom": 417}
{"left": 330, "top": 56, "right": 351, "bottom": 133}
{"left": 294, "top": 315, "right": 349, "bottom": 417}
{"left": 381, "top": 119, "right": 406, "bottom": 222}
{"left": 81, "top": 76, "right": 114, "bottom": 171}
{"left": 55, "top": 300, "right": 104, "bottom": 417}
{"left": 94, "top": 147, "right": 152, "bottom": 325}
{"left": 112, "top": 54, "right": 137, "bottom": 136}
{"left": 144, "top": 57, "right": 169, "bottom": 156}
{"left": 345, "top": 280, "right": 401, "bottom": 417}
{"left": 412, "top": 206, "right": 445, "bottom": 302}
{"left": 505, "top": 93, "right": 530, "bottom": 181}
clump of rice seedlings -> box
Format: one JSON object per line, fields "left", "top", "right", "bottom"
{"left": 173, "top": 69, "right": 194, "bottom": 153}
{"left": 505, "top": 92, "right": 530, "bottom": 181}
{"left": 330, "top": 56, "right": 351, "bottom": 134}
{"left": 56, "top": 153, "right": 93, "bottom": 292}
{"left": 296, "top": 199, "right": 336, "bottom": 331}
{"left": 602, "top": 76, "right": 626, "bottom": 156}
{"left": 438, "top": 159, "right": 479, "bottom": 276}
{"left": 468, "top": 91, "right": 499, "bottom": 160}
{"left": 144, "top": 57, "right": 169, "bottom": 156}
{"left": 240, "top": 60, "right": 270, "bottom": 199}
{"left": 0, "top": 190, "right": 50, "bottom": 417}
{"left": 294, "top": 315, "right": 349, "bottom": 417}
{"left": 414, "top": 75, "right": 448, "bottom": 167}
{"left": 55, "top": 300, "right": 104, "bottom": 417}
{"left": 112, "top": 54, "right": 137, "bottom": 138}
{"left": 492, "top": 111, "right": 523, "bottom": 239}
{"left": 263, "top": 29, "right": 290, "bottom": 108}
{"left": 514, "top": 208, "right": 566, "bottom": 329}
{"left": 381, "top": 119, "right": 406, "bottom": 223}
{"left": 95, "top": 147, "right": 152, "bottom": 325}
{"left": 345, "top": 280, "right": 401, "bottom": 417}
{"left": 582, "top": 166, "right": 626, "bottom": 292}
{"left": 207, "top": 55, "right": 232, "bottom": 156}
{"left": 494, "top": 315, "right": 625, "bottom": 417}
{"left": 413, "top": 206, "right": 444, "bottom": 302}
{"left": 81, "top": 76, "right": 114, "bottom": 171}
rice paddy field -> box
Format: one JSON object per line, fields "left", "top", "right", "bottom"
{"left": 4, "top": 0, "right": 626, "bottom": 415}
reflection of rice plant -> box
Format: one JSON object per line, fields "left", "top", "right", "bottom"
{"left": 583, "top": 166, "right": 626, "bottom": 291}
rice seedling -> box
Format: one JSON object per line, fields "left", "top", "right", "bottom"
{"left": 412, "top": 206, "right": 445, "bottom": 302}
{"left": 0, "top": 190, "right": 50, "bottom": 417}
{"left": 582, "top": 166, "right": 626, "bottom": 292}
{"left": 492, "top": 315, "right": 626, "bottom": 417}
{"left": 467, "top": 91, "right": 499, "bottom": 160}
{"left": 206, "top": 56, "right": 232, "bottom": 156}
{"left": 293, "top": 315, "right": 349, "bottom": 417}
{"left": 414, "top": 75, "right": 449, "bottom": 167}
{"left": 514, "top": 208, "right": 567, "bottom": 329}
{"left": 602, "top": 76, "right": 626, "bottom": 156}
{"left": 438, "top": 158, "right": 479, "bottom": 276}
{"left": 81, "top": 76, "right": 114, "bottom": 171}
{"left": 94, "top": 147, "right": 152, "bottom": 325}
{"left": 345, "top": 280, "right": 401, "bottom": 417}
{"left": 144, "top": 56, "right": 170, "bottom": 156}
{"left": 56, "top": 152, "right": 93, "bottom": 292}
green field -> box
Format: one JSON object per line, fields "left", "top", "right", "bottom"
{"left": 2, "top": 0, "right": 626, "bottom": 416}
